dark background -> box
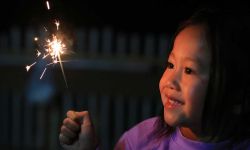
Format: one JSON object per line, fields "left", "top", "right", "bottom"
{"left": 4, "top": 0, "right": 250, "bottom": 32}
{"left": 2, "top": 0, "right": 250, "bottom": 33}
{"left": 1, "top": 0, "right": 250, "bottom": 150}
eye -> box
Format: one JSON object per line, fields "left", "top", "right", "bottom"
{"left": 185, "top": 67, "right": 193, "bottom": 74}
{"left": 167, "top": 62, "right": 174, "bottom": 69}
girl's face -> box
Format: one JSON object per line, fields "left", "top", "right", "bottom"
{"left": 159, "top": 25, "right": 211, "bottom": 130}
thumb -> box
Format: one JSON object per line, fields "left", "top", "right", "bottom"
{"left": 67, "top": 110, "right": 92, "bottom": 125}
{"left": 77, "top": 111, "right": 98, "bottom": 149}
{"left": 76, "top": 111, "right": 93, "bottom": 128}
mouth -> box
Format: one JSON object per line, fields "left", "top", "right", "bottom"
{"left": 164, "top": 95, "right": 184, "bottom": 108}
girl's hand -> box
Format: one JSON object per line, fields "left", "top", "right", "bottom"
{"left": 59, "top": 110, "right": 98, "bottom": 150}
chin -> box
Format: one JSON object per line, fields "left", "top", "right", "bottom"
{"left": 164, "top": 113, "right": 179, "bottom": 127}
{"left": 164, "top": 110, "right": 181, "bottom": 127}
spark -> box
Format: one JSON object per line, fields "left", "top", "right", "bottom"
{"left": 55, "top": 20, "right": 60, "bottom": 30}
{"left": 26, "top": 20, "right": 69, "bottom": 88}
{"left": 36, "top": 50, "right": 41, "bottom": 57}
{"left": 40, "top": 68, "right": 47, "bottom": 79}
{"left": 26, "top": 1, "right": 70, "bottom": 88}
{"left": 26, "top": 62, "right": 37, "bottom": 72}
{"left": 46, "top": 1, "right": 50, "bottom": 10}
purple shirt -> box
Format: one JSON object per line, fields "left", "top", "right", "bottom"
{"left": 115, "top": 117, "right": 250, "bottom": 150}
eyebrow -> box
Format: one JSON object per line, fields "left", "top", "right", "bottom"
{"left": 169, "top": 53, "right": 204, "bottom": 68}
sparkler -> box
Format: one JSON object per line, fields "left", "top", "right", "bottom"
{"left": 46, "top": 1, "right": 50, "bottom": 10}
{"left": 26, "top": 1, "right": 69, "bottom": 88}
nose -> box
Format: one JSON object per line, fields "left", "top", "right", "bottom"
{"left": 161, "top": 69, "right": 181, "bottom": 91}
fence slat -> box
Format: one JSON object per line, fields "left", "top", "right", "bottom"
{"left": 75, "top": 93, "right": 87, "bottom": 111}
{"left": 48, "top": 108, "right": 60, "bottom": 150}
{"left": 0, "top": 34, "right": 9, "bottom": 54}
{"left": 75, "top": 28, "right": 87, "bottom": 54}
{"left": 89, "top": 28, "right": 99, "bottom": 56}
{"left": 35, "top": 105, "right": 46, "bottom": 149}
{"left": 99, "top": 95, "right": 110, "bottom": 150}
{"left": 11, "top": 92, "right": 21, "bottom": 148}
{"left": 10, "top": 27, "right": 21, "bottom": 54}
{"left": 62, "top": 92, "right": 74, "bottom": 115}
{"left": 116, "top": 32, "right": 127, "bottom": 57}
{"left": 128, "top": 96, "right": 139, "bottom": 128}
{"left": 0, "top": 90, "right": 10, "bottom": 147}
{"left": 144, "top": 33, "right": 155, "bottom": 59}
{"left": 87, "top": 93, "right": 98, "bottom": 131}
{"left": 23, "top": 99, "right": 34, "bottom": 149}
{"left": 113, "top": 95, "right": 125, "bottom": 145}
{"left": 129, "top": 33, "right": 140, "bottom": 57}
{"left": 141, "top": 96, "right": 152, "bottom": 120}
{"left": 102, "top": 27, "right": 113, "bottom": 56}
{"left": 158, "top": 34, "right": 168, "bottom": 59}
{"left": 25, "top": 27, "right": 35, "bottom": 54}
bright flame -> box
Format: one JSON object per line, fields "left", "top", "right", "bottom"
{"left": 46, "top": 35, "right": 65, "bottom": 61}
{"left": 26, "top": 20, "right": 69, "bottom": 88}
{"left": 26, "top": 1, "right": 70, "bottom": 88}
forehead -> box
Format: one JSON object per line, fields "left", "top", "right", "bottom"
{"left": 171, "top": 25, "right": 211, "bottom": 66}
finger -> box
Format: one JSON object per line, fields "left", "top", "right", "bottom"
{"left": 67, "top": 110, "right": 83, "bottom": 124}
{"left": 59, "top": 133, "right": 73, "bottom": 145}
{"left": 63, "top": 117, "right": 80, "bottom": 132}
{"left": 67, "top": 110, "right": 77, "bottom": 121}
{"left": 82, "top": 111, "right": 92, "bottom": 127}
{"left": 61, "top": 125, "right": 77, "bottom": 139}
{"left": 76, "top": 111, "right": 93, "bottom": 127}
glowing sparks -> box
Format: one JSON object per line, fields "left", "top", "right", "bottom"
{"left": 26, "top": 62, "right": 37, "bottom": 72}
{"left": 26, "top": 1, "right": 70, "bottom": 88}
{"left": 55, "top": 20, "right": 60, "bottom": 30}
{"left": 26, "top": 20, "right": 69, "bottom": 87}
{"left": 36, "top": 50, "right": 41, "bottom": 57}
{"left": 40, "top": 68, "right": 47, "bottom": 79}
{"left": 46, "top": 1, "right": 50, "bottom": 10}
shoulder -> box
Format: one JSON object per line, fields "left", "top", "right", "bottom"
{"left": 233, "top": 139, "right": 250, "bottom": 149}
{"left": 115, "top": 116, "right": 169, "bottom": 149}
{"left": 122, "top": 116, "right": 159, "bottom": 141}
{"left": 127, "top": 116, "right": 159, "bottom": 137}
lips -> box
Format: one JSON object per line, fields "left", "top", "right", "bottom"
{"left": 164, "top": 94, "right": 184, "bottom": 108}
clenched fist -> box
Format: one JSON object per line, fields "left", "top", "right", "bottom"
{"left": 59, "top": 110, "right": 98, "bottom": 150}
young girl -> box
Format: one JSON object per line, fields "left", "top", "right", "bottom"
{"left": 59, "top": 8, "right": 250, "bottom": 149}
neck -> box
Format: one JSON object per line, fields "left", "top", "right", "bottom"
{"left": 180, "top": 127, "right": 201, "bottom": 141}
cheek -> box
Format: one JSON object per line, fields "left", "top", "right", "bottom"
{"left": 184, "top": 79, "right": 208, "bottom": 113}
{"left": 159, "top": 70, "right": 167, "bottom": 90}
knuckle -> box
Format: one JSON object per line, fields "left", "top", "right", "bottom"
{"left": 66, "top": 110, "right": 73, "bottom": 117}
{"left": 61, "top": 126, "right": 67, "bottom": 133}
{"left": 64, "top": 119, "right": 79, "bottom": 132}
{"left": 59, "top": 133, "right": 72, "bottom": 145}
{"left": 60, "top": 126, "right": 64, "bottom": 132}
{"left": 63, "top": 118, "right": 69, "bottom": 125}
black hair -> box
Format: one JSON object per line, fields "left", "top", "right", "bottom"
{"left": 154, "top": 7, "right": 250, "bottom": 143}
